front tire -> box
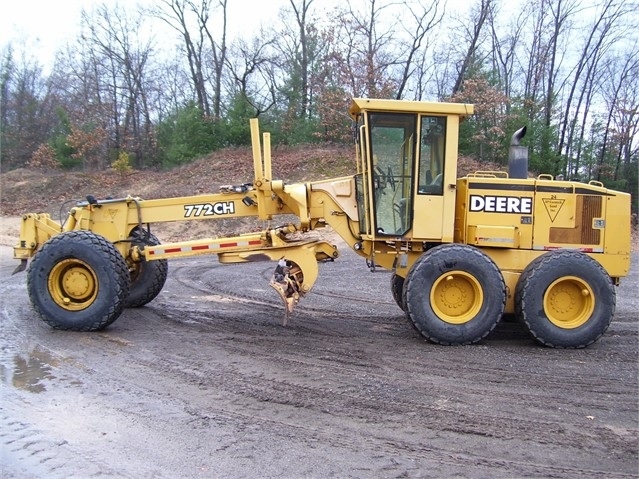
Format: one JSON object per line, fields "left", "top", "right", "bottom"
{"left": 515, "top": 250, "right": 615, "bottom": 348}
{"left": 403, "top": 244, "right": 505, "bottom": 345}
{"left": 27, "top": 231, "right": 130, "bottom": 331}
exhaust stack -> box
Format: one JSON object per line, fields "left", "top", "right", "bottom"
{"left": 509, "top": 126, "right": 528, "bottom": 179}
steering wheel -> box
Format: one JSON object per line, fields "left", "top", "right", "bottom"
{"left": 387, "top": 166, "right": 395, "bottom": 190}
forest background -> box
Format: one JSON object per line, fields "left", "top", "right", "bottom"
{"left": 1, "top": 0, "right": 637, "bottom": 217}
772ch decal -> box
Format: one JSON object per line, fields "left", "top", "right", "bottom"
{"left": 184, "top": 201, "right": 235, "bottom": 217}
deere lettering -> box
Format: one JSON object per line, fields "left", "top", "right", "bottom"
{"left": 184, "top": 202, "right": 235, "bottom": 217}
{"left": 469, "top": 195, "right": 532, "bottom": 214}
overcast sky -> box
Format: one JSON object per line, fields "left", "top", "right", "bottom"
{"left": 2, "top": 0, "right": 88, "bottom": 60}
{"left": 1, "top": 0, "right": 482, "bottom": 72}
{"left": 0, "top": 0, "right": 296, "bottom": 69}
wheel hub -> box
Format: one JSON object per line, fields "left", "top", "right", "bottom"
{"left": 63, "top": 268, "right": 92, "bottom": 298}
{"left": 430, "top": 271, "right": 483, "bottom": 324}
{"left": 544, "top": 276, "right": 595, "bottom": 329}
{"left": 48, "top": 259, "right": 98, "bottom": 311}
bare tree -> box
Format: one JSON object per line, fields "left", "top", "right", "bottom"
{"left": 557, "top": 0, "right": 630, "bottom": 164}
{"left": 542, "top": 0, "right": 577, "bottom": 136}
{"left": 409, "top": 46, "right": 437, "bottom": 101}
{"left": 598, "top": 50, "right": 639, "bottom": 183}
{"left": 519, "top": 0, "right": 575, "bottom": 129}
{"left": 488, "top": 3, "right": 526, "bottom": 108}
{"left": 451, "top": 0, "right": 494, "bottom": 96}
{"left": 268, "top": 0, "right": 336, "bottom": 125}
{"left": 394, "top": 0, "right": 443, "bottom": 100}
{"left": 522, "top": 0, "right": 548, "bottom": 114}
{"left": 154, "top": 0, "right": 201, "bottom": 116}
{"left": 0, "top": 48, "right": 57, "bottom": 170}
{"left": 195, "top": 0, "right": 228, "bottom": 119}
{"left": 225, "top": 34, "right": 278, "bottom": 116}
{"left": 152, "top": 54, "right": 194, "bottom": 122}
{"left": 153, "top": 0, "right": 228, "bottom": 119}
{"left": 333, "top": 0, "right": 398, "bottom": 98}
{"left": 0, "top": 48, "right": 11, "bottom": 140}
{"left": 79, "top": 4, "right": 155, "bottom": 168}
{"left": 515, "top": 0, "right": 578, "bottom": 173}
{"left": 281, "top": 0, "right": 315, "bottom": 119}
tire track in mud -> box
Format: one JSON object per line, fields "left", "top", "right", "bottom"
{"left": 0, "top": 315, "right": 127, "bottom": 478}
{"left": 162, "top": 258, "right": 637, "bottom": 393}
{"left": 27, "top": 312, "right": 620, "bottom": 479}
{"left": 171, "top": 334, "right": 635, "bottom": 452}
{"left": 0, "top": 271, "right": 201, "bottom": 478}
{"left": 141, "top": 297, "right": 636, "bottom": 425}
{"left": 0, "top": 413, "right": 128, "bottom": 479}
{"left": 9, "top": 290, "right": 617, "bottom": 479}
{"left": 170, "top": 257, "right": 395, "bottom": 317}
{"left": 115, "top": 310, "right": 636, "bottom": 474}
{"left": 106, "top": 330, "right": 635, "bottom": 478}
{"left": 165, "top": 256, "right": 637, "bottom": 391}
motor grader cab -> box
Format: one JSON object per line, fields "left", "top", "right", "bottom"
{"left": 13, "top": 98, "right": 632, "bottom": 348}
{"left": 350, "top": 99, "right": 466, "bottom": 252}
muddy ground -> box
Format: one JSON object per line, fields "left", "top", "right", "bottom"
{"left": 1, "top": 229, "right": 637, "bottom": 478}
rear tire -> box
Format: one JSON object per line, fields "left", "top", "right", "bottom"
{"left": 403, "top": 244, "right": 505, "bottom": 345}
{"left": 27, "top": 231, "right": 130, "bottom": 331}
{"left": 125, "top": 227, "right": 168, "bottom": 308}
{"left": 515, "top": 250, "right": 615, "bottom": 348}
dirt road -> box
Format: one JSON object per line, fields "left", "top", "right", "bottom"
{"left": 1, "top": 243, "right": 637, "bottom": 478}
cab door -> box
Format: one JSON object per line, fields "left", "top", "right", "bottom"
{"left": 412, "top": 114, "right": 459, "bottom": 242}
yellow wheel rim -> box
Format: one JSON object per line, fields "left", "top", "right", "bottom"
{"left": 430, "top": 270, "right": 483, "bottom": 324}
{"left": 48, "top": 259, "right": 99, "bottom": 311}
{"left": 544, "top": 276, "right": 595, "bottom": 329}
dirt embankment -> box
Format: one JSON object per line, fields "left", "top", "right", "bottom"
{"left": 0, "top": 145, "right": 355, "bottom": 247}
{"left": 0, "top": 145, "right": 353, "bottom": 216}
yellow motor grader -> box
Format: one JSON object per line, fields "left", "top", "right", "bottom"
{"left": 13, "top": 98, "right": 632, "bottom": 347}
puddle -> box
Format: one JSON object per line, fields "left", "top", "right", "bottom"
{"left": 1, "top": 346, "right": 59, "bottom": 393}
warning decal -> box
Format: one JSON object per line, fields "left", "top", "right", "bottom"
{"left": 542, "top": 198, "right": 565, "bottom": 222}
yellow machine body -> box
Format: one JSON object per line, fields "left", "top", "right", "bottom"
{"left": 13, "top": 98, "right": 632, "bottom": 347}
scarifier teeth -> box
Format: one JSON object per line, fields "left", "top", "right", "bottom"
{"left": 12, "top": 259, "right": 27, "bottom": 275}
{"left": 270, "top": 280, "right": 295, "bottom": 326}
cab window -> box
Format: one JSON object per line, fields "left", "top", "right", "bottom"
{"left": 418, "top": 116, "right": 446, "bottom": 195}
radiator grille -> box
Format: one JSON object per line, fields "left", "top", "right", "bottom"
{"left": 580, "top": 195, "right": 601, "bottom": 245}
{"left": 549, "top": 195, "right": 602, "bottom": 245}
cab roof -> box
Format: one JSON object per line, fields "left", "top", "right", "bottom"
{"left": 349, "top": 98, "right": 474, "bottom": 120}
